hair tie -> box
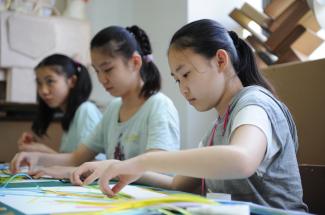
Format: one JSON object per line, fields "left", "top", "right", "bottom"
{"left": 143, "top": 54, "right": 154, "bottom": 63}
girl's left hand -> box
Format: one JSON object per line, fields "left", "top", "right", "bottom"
{"left": 71, "top": 160, "right": 120, "bottom": 186}
{"left": 98, "top": 158, "right": 145, "bottom": 197}
{"left": 29, "top": 166, "right": 77, "bottom": 179}
{"left": 18, "top": 142, "right": 56, "bottom": 154}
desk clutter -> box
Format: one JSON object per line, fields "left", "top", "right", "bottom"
{"left": 0, "top": 164, "right": 309, "bottom": 215}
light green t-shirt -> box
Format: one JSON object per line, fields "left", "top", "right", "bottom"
{"left": 60, "top": 101, "right": 102, "bottom": 152}
{"left": 83, "top": 92, "right": 180, "bottom": 159}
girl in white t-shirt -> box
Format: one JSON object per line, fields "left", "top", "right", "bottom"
{"left": 17, "top": 54, "right": 102, "bottom": 154}
{"left": 10, "top": 26, "right": 180, "bottom": 182}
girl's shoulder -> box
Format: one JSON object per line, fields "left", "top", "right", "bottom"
{"left": 232, "top": 86, "right": 277, "bottom": 107}
{"left": 76, "top": 101, "right": 102, "bottom": 117}
{"left": 146, "top": 92, "right": 175, "bottom": 107}
{"left": 78, "top": 101, "right": 101, "bottom": 112}
{"left": 142, "top": 92, "right": 178, "bottom": 117}
{"left": 101, "top": 98, "right": 122, "bottom": 117}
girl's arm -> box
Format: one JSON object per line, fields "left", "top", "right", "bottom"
{"left": 38, "top": 144, "right": 97, "bottom": 166}
{"left": 98, "top": 124, "right": 267, "bottom": 196}
{"left": 141, "top": 124, "right": 267, "bottom": 179}
{"left": 10, "top": 144, "right": 97, "bottom": 173}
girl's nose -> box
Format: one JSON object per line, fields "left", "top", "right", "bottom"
{"left": 179, "top": 82, "right": 189, "bottom": 96}
{"left": 38, "top": 85, "right": 50, "bottom": 95}
{"left": 98, "top": 71, "right": 109, "bottom": 84}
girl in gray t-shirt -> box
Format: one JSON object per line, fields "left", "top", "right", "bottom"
{"left": 94, "top": 19, "right": 307, "bottom": 212}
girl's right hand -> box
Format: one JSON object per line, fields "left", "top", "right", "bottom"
{"left": 98, "top": 158, "right": 145, "bottom": 197}
{"left": 10, "top": 152, "right": 41, "bottom": 174}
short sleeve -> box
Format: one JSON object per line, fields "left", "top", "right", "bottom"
{"left": 59, "top": 101, "right": 102, "bottom": 152}
{"left": 231, "top": 105, "right": 281, "bottom": 174}
{"left": 146, "top": 96, "right": 180, "bottom": 151}
{"left": 75, "top": 102, "right": 102, "bottom": 140}
{"left": 82, "top": 107, "right": 108, "bottom": 153}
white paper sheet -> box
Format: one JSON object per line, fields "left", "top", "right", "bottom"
{"left": 0, "top": 185, "right": 166, "bottom": 214}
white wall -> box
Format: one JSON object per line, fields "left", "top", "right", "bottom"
{"left": 84, "top": 0, "right": 262, "bottom": 149}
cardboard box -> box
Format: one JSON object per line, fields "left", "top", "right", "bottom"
{"left": 262, "top": 59, "right": 325, "bottom": 165}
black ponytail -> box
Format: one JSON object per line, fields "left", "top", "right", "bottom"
{"left": 228, "top": 31, "right": 274, "bottom": 93}
{"left": 32, "top": 54, "right": 92, "bottom": 137}
{"left": 169, "top": 19, "right": 274, "bottom": 94}
{"left": 91, "top": 25, "right": 161, "bottom": 98}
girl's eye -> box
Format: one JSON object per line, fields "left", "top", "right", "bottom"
{"left": 104, "top": 68, "right": 113, "bottom": 73}
{"left": 46, "top": 79, "right": 55, "bottom": 85}
{"left": 183, "top": 72, "right": 189, "bottom": 78}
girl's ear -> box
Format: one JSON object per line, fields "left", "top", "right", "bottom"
{"left": 215, "top": 49, "right": 229, "bottom": 71}
{"left": 130, "top": 52, "right": 143, "bottom": 72}
{"left": 68, "top": 75, "right": 77, "bottom": 89}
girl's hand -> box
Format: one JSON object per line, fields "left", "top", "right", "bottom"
{"left": 18, "top": 132, "right": 34, "bottom": 146}
{"left": 71, "top": 160, "right": 120, "bottom": 186}
{"left": 30, "top": 166, "right": 77, "bottom": 179}
{"left": 10, "top": 152, "right": 41, "bottom": 174}
{"left": 98, "top": 158, "right": 145, "bottom": 197}
{"left": 18, "top": 132, "right": 56, "bottom": 153}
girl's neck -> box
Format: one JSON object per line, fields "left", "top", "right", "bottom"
{"left": 121, "top": 80, "right": 145, "bottom": 108}
{"left": 215, "top": 76, "right": 243, "bottom": 117}
{"left": 119, "top": 82, "right": 146, "bottom": 122}
{"left": 60, "top": 103, "right": 67, "bottom": 113}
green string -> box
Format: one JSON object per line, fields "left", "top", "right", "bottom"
{"left": 0, "top": 173, "right": 41, "bottom": 191}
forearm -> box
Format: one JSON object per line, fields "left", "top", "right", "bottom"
{"left": 38, "top": 144, "right": 97, "bottom": 167}
{"left": 136, "top": 172, "right": 173, "bottom": 190}
{"left": 139, "top": 146, "right": 255, "bottom": 180}
{"left": 38, "top": 153, "right": 76, "bottom": 167}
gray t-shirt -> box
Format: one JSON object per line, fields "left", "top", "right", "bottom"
{"left": 201, "top": 86, "right": 307, "bottom": 211}
{"left": 83, "top": 92, "right": 180, "bottom": 159}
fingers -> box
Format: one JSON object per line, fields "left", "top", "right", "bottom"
{"left": 82, "top": 171, "right": 100, "bottom": 186}
{"left": 111, "top": 180, "right": 128, "bottom": 194}
{"left": 71, "top": 169, "right": 84, "bottom": 185}
{"left": 29, "top": 168, "right": 44, "bottom": 179}
{"left": 23, "top": 132, "right": 34, "bottom": 142}
{"left": 19, "top": 132, "right": 33, "bottom": 145}
{"left": 10, "top": 153, "right": 26, "bottom": 174}
{"left": 71, "top": 163, "right": 95, "bottom": 186}
{"left": 98, "top": 173, "right": 115, "bottom": 197}
{"left": 71, "top": 166, "right": 86, "bottom": 185}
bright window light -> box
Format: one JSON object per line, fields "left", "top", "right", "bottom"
{"left": 309, "top": 29, "right": 325, "bottom": 60}
{"left": 242, "top": 29, "right": 252, "bottom": 39}
{"left": 247, "top": 21, "right": 267, "bottom": 42}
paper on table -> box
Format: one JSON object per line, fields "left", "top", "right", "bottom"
{"left": 0, "top": 185, "right": 167, "bottom": 214}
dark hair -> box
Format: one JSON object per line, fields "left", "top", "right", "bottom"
{"left": 90, "top": 25, "right": 161, "bottom": 98}
{"left": 32, "top": 54, "right": 92, "bottom": 137}
{"left": 169, "top": 19, "right": 274, "bottom": 94}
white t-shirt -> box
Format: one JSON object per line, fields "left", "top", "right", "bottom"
{"left": 83, "top": 92, "right": 180, "bottom": 159}
{"left": 60, "top": 101, "right": 102, "bottom": 152}
{"left": 231, "top": 105, "right": 281, "bottom": 175}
